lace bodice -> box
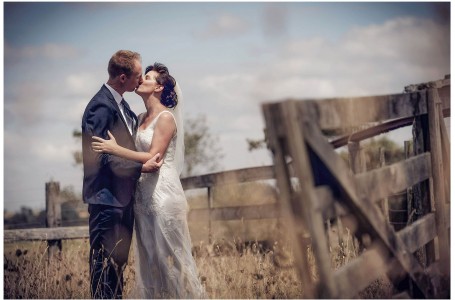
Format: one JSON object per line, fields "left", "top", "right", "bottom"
{"left": 134, "top": 110, "right": 187, "bottom": 215}
{"left": 135, "top": 110, "right": 178, "bottom": 171}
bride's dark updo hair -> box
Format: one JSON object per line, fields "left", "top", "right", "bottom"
{"left": 145, "top": 62, "right": 178, "bottom": 108}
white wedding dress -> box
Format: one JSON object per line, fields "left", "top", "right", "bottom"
{"left": 133, "top": 110, "right": 205, "bottom": 299}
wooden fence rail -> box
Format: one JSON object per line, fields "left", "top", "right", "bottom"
{"left": 262, "top": 75, "right": 450, "bottom": 298}
{"left": 4, "top": 165, "right": 280, "bottom": 243}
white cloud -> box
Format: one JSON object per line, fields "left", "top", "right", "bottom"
{"left": 5, "top": 129, "right": 77, "bottom": 164}
{"left": 4, "top": 83, "right": 46, "bottom": 125}
{"left": 189, "top": 15, "right": 449, "bottom": 142}
{"left": 251, "top": 16, "right": 450, "bottom": 99}
{"left": 341, "top": 17, "right": 449, "bottom": 67}
{"left": 33, "top": 143, "right": 76, "bottom": 163}
{"left": 66, "top": 73, "right": 101, "bottom": 94}
{"left": 196, "top": 73, "right": 257, "bottom": 112}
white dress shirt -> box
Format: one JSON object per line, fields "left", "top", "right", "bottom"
{"left": 104, "top": 83, "right": 133, "bottom": 135}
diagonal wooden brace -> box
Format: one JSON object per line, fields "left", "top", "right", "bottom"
{"left": 298, "top": 104, "right": 433, "bottom": 298}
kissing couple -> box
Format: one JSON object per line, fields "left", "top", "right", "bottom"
{"left": 81, "top": 50, "right": 206, "bottom": 299}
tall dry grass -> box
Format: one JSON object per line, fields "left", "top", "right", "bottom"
{"left": 4, "top": 229, "right": 395, "bottom": 299}
{"left": 4, "top": 183, "right": 396, "bottom": 298}
{"left": 4, "top": 238, "right": 303, "bottom": 299}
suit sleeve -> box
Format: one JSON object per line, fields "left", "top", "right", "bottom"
{"left": 82, "top": 103, "right": 142, "bottom": 180}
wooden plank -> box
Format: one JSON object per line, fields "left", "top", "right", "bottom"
{"left": 355, "top": 153, "right": 431, "bottom": 204}
{"left": 330, "top": 116, "right": 415, "bottom": 149}
{"left": 398, "top": 213, "right": 437, "bottom": 253}
{"left": 438, "top": 107, "right": 450, "bottom": 205}
{"left": 314, "top": 153, "right": 431, "bottom": 221}
{"left": 329, "top": 81, "right": 449, "bottom": 149}
{"left": 298, "top": 90, "right": 428, "bottom": 131}
{"left": 188, "top": 203, "right": 280, "bottom": 222}
{"left": 301, "top": 118, "right": 432, "bottom": 297}
{"left": 262, "top": 102, "right": 316, "bottom": 298}
{"left": 282, "top": 100, "right": 338, "bottom": 298}
{"left": 5, "top": 203, "right": 284, "bottom": 243}
{"left": 295, "top": 77, "right": 449, "bottom": 133}
{"left": 334, "top": 241, "right": 390, "bottom": 298}
{"left": 412, "top": 115, "right": 435, "bottom": 267}
{"left": 427, "top": 88, "right": 450, "bottom": 275}
{"left": 334, "top": 213, "right": 437, "bottom": 298}
{"left": 438, "top": 83, "right": 450, "bottom": 112}
{"left": 4, "top": 226, "right": 89, "bottom": 242}
{"left": 181, "top": 165, "right": 275, "bottom": 190}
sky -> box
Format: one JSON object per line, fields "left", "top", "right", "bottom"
{"left": 2, "top": 2, "right": 451, "bottom": 212}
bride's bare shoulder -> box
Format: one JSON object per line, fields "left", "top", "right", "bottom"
{"left": 156, "top": 111, "right": 176, "bottom": 130}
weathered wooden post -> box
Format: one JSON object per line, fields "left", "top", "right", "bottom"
{"left": 45, "top": 181, "right": 62, "bottom": 261}
{"left": 404, "top": 141, "right": 413, "bottom": 223}
{"left": 347, "top": 141, "right": 367, "bottom": 248}
{"left": 427, "top": 88, "right": 450, "bottom": 276}
{"left": 347, "top": 141, "right": 366, "bottom": 174}
{"left": 378, "top": 147, "right": 389, "bottom": 222}
{"left": 207, "top": 186, "right": 213, "bottom": 244}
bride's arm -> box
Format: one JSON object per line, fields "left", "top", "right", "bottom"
{"left": 91, "top": 112, "right": 176, "bottom": 164}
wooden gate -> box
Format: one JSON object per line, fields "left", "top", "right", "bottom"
{"left": 262, "top": 76, "right": 450, "bottom": 298}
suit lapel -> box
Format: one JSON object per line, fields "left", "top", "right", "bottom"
{"left": 100, "top": 85, "right": 137, "bottom": 145}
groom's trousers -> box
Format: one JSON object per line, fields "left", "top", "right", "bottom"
{"left": 88, "top": 201, "right": 134, "bottom": 299}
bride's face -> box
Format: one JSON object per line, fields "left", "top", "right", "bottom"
{"left": 135, "top": 70, "right": 162, "bottom": 96}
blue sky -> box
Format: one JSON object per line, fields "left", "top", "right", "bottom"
{"left": 3, "top": 2, "right": 450, "bottom": 212}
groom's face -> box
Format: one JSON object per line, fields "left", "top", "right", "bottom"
{"left": 124, "top": 59, "right": 143, "bottom": 92}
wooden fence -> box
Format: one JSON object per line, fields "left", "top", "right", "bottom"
{"left": 4, "top": 166, "right": 281, "bottom": 244}
{"left": 261, "top": 75, "right": 450, "bottom": 298}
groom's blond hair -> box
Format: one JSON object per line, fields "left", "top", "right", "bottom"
{"left": 108, "top": 50, "right": 141, "bottom": 79}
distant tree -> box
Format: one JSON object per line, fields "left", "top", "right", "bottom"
{"left": 4, "top": 186, "right": 85, "bottom": 229}
{"left": 4, "top": 207, "right": 45, "bottom": 229}
{"left": 60, "top": 186, "right": 85, "bottom": 225}
{"left": 183, "top": 114, "right": 224, "bottom": 176}
{"left": 361, "top": 136, "right": 405, "bottom": 169}
{"left": 246, "top": 138, "right": 266, "bottom": 152}
{"left": 72, "top": 129, "right": 83, "bottom": 166}
{"left": 72, "top": 113, "right": 224, "bottom": 177}
{"left": 339, "top": 136, "right": 405, "bottom": 170}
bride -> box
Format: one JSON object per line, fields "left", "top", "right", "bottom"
{"left": 91, "top": 63, "right": 206, "bottom": 299}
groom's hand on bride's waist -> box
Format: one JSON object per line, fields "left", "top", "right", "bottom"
{"left": 142, "top": 153, "right": 163, "bottom": 173}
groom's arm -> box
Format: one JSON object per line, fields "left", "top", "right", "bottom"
{"left": 83, "top": 103, "right": 142, "bottom": 180}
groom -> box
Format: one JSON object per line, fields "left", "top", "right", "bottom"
{"left": 81, "top": 50, "right": 162, "bottom": 299}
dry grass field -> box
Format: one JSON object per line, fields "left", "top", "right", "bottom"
{"left": 4, "top": 182, "right": 396, "bottom": 298}
{"left": 4, "top": 226, "right": 395, "bottom": 299}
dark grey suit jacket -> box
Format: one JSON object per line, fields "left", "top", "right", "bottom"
{"left": 81, "top": 85, "right": 142, "bottom": 207}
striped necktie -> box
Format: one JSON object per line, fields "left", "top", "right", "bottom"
{"left": 121, "top": 99, "right": 134, "bottom": 134}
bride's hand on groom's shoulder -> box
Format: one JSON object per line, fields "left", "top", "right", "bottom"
{"left": 142, "top": 153, "right": 163, "bottom": 173}
{"left": 91, "top": 130, "right": 118, "bottom": 154}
